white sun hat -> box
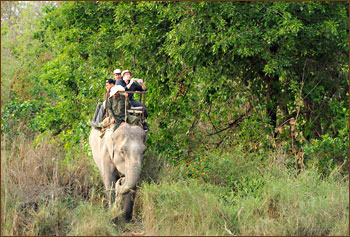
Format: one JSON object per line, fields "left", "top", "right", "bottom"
{"left": 113, "top": 69, "right": 121, "bottom": 74}
{"left": 121, "top": 70, "right": 131, "bottom": 77}
{"left": 110, "top": 85, "right": 125, "bottom": 97}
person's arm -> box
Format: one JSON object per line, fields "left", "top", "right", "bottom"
{"left": 103, "top": 89, "right": 106, "bottom": 101}
{"left": 103, "top": 90, "right": 109, "bottom": 109}
{"left": 132, "top": 81, "right": 146, "bottom": 92}
{"left": 136, "top": 79, "right": 147, "bottom": 91}
{"left": 126, "top": 78, "right": 136, "bottom": 90}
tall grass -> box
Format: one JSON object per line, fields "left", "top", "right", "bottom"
{"left": 2, "top": 131, "right": 348, "bottom": 235}
{"left": 1, "top": 132, "right": 120, "bottom": 235}
{"left": 141, "top": 180, "right": 231, "bottom": 235}
{"left": 233, "top": 168, "right": 349, "bottom": 235}
{"left": 140, "top": 153, "right": 349, "bottom": 236}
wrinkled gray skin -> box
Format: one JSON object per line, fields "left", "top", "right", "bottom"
{"left": 89, "top": 123, "right": 147, "bottom": 221}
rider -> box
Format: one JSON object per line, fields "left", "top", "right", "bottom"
{"left": 116, "top": 70, "right": 149, "bottom": 130}
{"left": 113, "top": 68, "right": 122, "bottom": 81}
{"left": 107, "top": 85, "right": 139, "bottom": 131}
{"left": 88, "top": 78, "right": 115, "bottom": 127}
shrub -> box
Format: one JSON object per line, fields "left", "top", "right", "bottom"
{"left": 172, "top": 150, "right": 266, "bottom": 201}
{"left": 303, "top": 125, "right": 349, "bottom": 176}
{"left": 1, "top": 98, "right": 47, "bottom": 135}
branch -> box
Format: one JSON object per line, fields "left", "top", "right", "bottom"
{"left": 277, "top": 110, "right": 306, "bottom": 128}
{"left": 206, "top": 102, "right": 252, "bottom": 137}
{"left": 206, "top": 116, "right": 244, "bottom": 136}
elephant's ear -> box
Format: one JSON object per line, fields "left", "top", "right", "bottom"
{"left": 104, "top": 133, "right": 114, "bottom": 160}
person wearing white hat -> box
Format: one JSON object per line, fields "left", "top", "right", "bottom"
{"left": 109, "top": 85, "right": 125, "bottom": 98}
{"left": 113, "top": 69, "right": 122, "bottom": 81}
{"left": 117, "top": 70, "right": 147, "bottom": 96}
{"left": 106, "top": 85, "right": 138, "bottom": 131}
{"left": 116, "top": 70, "right": 149, "bottom": 131}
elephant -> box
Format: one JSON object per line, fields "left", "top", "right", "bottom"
{"left": 89, "top": 123, "right": 147, "bottom": 221}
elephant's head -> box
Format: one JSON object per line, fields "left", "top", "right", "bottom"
{"left": 110, "top": 123, "right": 147, "bottom": 194}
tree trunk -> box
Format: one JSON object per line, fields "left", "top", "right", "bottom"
{"left": 265, "top": 75, "right": 279, "bottom": 133}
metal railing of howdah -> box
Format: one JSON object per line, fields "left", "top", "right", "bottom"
{"left": 121, "top": 91, "right": 146, "bottom": 121}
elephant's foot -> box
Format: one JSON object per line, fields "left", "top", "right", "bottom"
{"left": 121, "top": 188, "right": 136, "bottom": 222}
{"left": 114, "top": 179, "right": 136, "bottom": 222}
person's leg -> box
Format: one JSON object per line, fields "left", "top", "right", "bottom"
{"left": 89, "top": 103, "right": 104, "bottom": 127}
{"left": 95, "top": 106, "right": 106, "bottom": 124}
{"left": 92, "top": 103, "right": 103, "bottom": 122}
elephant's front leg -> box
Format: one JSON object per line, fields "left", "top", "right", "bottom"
{"left": 101, "top": 156, "right": 119, "bottom": 207}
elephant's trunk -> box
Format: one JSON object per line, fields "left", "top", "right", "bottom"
{"left": 116, "top": 158, "right": 142, "bottom": 195}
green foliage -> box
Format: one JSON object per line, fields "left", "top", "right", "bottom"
{"left": 1, "top": 98, "right": 47, "bottom": 139}
{"left": 2, "top": 1, "right": 348, "bottom": 158}
{"left": 299, "top": 107, "right": 349, "bottom": 176}
{"left": 1, "top": 2, "right": 349, "bottom": 234}
{"left": 303, "top": 125, "right": 349, "bottom": 176}
{"left": 171, "top": 151, "right": 265, "bottom": 201}
{"left": 1, "top": 2, "right": 52, "bottom": 105}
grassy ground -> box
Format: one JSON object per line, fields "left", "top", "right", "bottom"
{"left": 140, "top": 159, "right": 349, "bottom": 236}
{"left": 1, "top": 132, "right": 348, "bottom": 236}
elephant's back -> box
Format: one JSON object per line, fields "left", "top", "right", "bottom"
{"left": 115, "top": 123, "right": 147, "bottom": 143}
{"left": 116, "top": 123, "right": 145, "bottom": 135}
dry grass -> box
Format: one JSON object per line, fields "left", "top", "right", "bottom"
{"left": 2, "top": 131, "right": 348, "bottom": 236}
{"left": 1, "top": 132, "right": 100, "bottom": 235}
{"left": 1, "top": 130, "right": 147, "bottom": 236}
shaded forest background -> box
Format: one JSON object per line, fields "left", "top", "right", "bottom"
{"left": 1, "top": 1, "right": 349, "bottom": 236}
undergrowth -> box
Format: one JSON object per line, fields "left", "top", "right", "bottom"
{"left": 141, "top": 163, "right": 349, "bottom": 236}
{"left": 1, "top": 132, "right": 348, "bottom": 236}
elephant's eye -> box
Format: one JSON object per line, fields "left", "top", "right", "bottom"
{"left": 120, "top": 150, "right": 125, "bottom": 156}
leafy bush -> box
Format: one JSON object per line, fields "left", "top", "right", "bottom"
{"left": 171, "top": 151, "right": 266, "bottom": 201}
{"left": 1, "top": 99, "right": 47, "bottom": 134}
{"left": 303, "top": 124, "right": 349, "bottom": 176}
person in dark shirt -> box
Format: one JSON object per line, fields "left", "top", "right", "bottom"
{"left": 116, "top": 70, "right": 149, "bottom": 131}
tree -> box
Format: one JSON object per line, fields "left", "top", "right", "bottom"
{"left": 3, "top": 1, "right": 347, "bottom": 157}
{"left": 1, "top": 1, "right": 53, "bottom": 106}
